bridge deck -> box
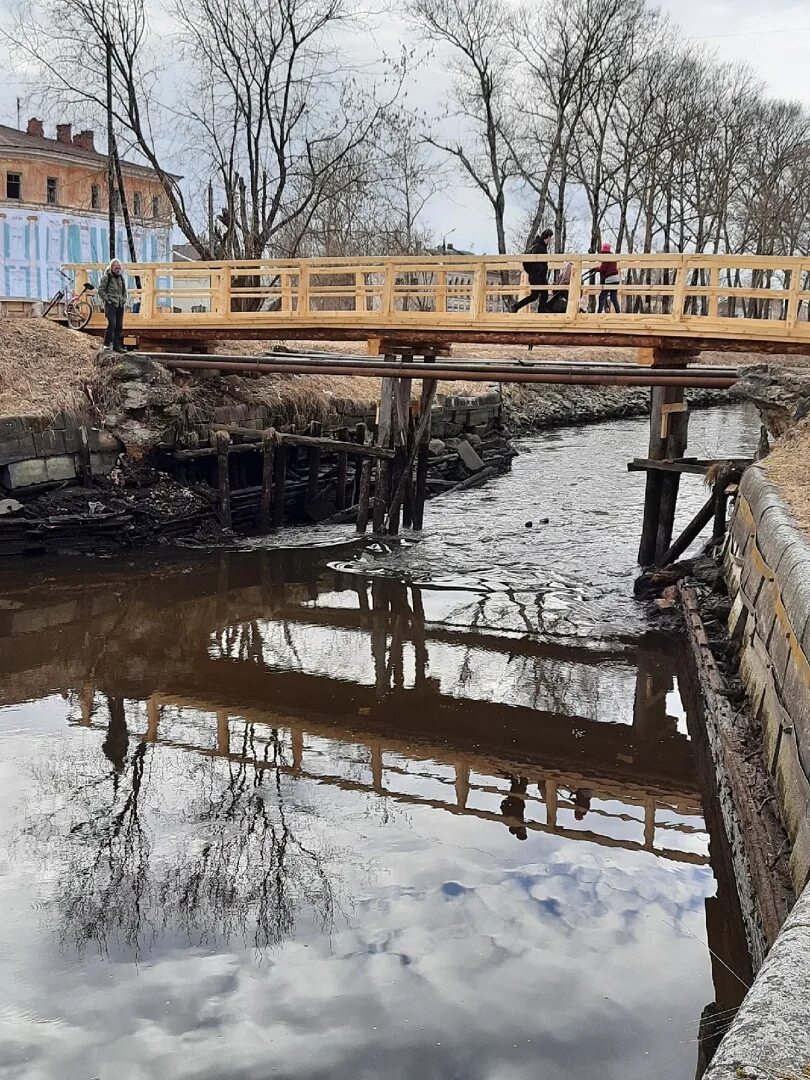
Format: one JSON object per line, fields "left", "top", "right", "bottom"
{"left": 66, "top": 252, "right": 810, "bottom": 355}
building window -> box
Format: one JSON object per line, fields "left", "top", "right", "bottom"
{"left": 111, "top": 190, "right": 121, "bottom": 214}
{"left": 91, "top": 184, "right": 100, "bottom": 209}
{"left": 152, "top": 195, "right": 161, "bottom": 219}
{"left": 46, "top": 177, "right": 58, "bottom": 204}
{"left": 133, "top": 192, "right": 142, "bottom": 216}
{"left": 6, "top": 173, "right": 21, "bottom": 200}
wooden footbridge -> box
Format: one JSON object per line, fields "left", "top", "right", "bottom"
{"left": 67, "top": 251, "right": 810, "bottom": 565}
{"left": 68, "top": 251, "right": 810, "bottom": 357}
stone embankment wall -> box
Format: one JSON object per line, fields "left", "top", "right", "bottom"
{"left": 706, "top": 465, "right": 810, "bottom": 1077}
{"left": 0, "top": 414, "right": 123, "bottom": 491}
{"left": 725, "top": 464, "right": 810, "bottom": 890}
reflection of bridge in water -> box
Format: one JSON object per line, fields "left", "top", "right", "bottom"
{"left": 1, "top": 548, "right": 704, "bottom": 864}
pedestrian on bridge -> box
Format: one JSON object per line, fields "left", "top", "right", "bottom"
{"left": 509, "top": 228, "right": 554, "bottom": 314}
{"left": 99, "top": 259, "right": 128, "bottom": 353}
{"left": 597, "top": 243, "right": 621, "bottom": 314}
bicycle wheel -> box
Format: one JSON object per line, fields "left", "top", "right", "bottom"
{"left": 65, "top": 298, "right": 93, "bottom": 330}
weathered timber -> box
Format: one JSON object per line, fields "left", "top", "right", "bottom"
{"left": 259, "top": 429, "right": 275, "bottom": 533}
{"left": 679, "top": 582, "right": 795, "bottom": 965}
{"left": 413, "top": 358, "right": 437, "bottom": 531}
{"left": 372, "top": 374, "right": 395, "bottom": 534}
{"left": 441, "top": 466, "right": 499, "bottom": 497}
{"left": 656, "top": 495, "right": 715, "bottom": 568}
{"left": 273, "top": 442, "right": 287, "bottom": 529}
{"left": 307, "top": 421, "right": 322, "bottom": 504}
{"left": 78, "top": 427, "right": 92, "bottom": 488}
{"left": 628, "top": 457, "right": 752, "bottom": 476}
{"left": 385, "top": 378, "right": 439, "bottom": 533}
{"left": 356, "top": 459, "right": 372, "bottom": 534}
{"left": 335, "top": 427, "right": 349, "bottom": 512}
{"left": 214, "top": 430, "right": 231, "bottom": 528}
{"left": 353, "top": 423, "right": 366, "bottom": 504}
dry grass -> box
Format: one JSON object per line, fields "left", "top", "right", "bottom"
{"left": 765, "top": 420, "right": 810, "bottom": 537}
{"left": 0, "top": 320, "right": 98, "bottom": 420}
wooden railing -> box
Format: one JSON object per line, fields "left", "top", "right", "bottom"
{"left": 65, "top": 253, "right": 810, "bottom": 343}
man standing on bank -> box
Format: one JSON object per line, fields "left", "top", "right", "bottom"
{"left": 99, "top": 259, "right": 127, "bottom": 353}
{"left": 509, "top": 228, "right": 554, "bottom": 313}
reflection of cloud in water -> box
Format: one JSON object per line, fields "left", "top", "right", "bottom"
{"left": 0, "top": 687, "right": 716, "bottom": 1079}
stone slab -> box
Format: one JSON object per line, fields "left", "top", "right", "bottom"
{"left": 705, "top": 882, "right": 810, "bottom": 1079}
{"left": 33, "top": 429, "right": 67, "bottom": 457}
{"left": 0, "top": 434, "right": 37, "bottom": 467}
{"left": 456, "top": 440, "right": 485, "bottom": 473}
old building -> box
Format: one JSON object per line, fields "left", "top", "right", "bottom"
{"left": 0, "top": 118, "right": 173, "bottom": 308}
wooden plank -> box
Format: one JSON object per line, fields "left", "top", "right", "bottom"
{"left": 307, "top": 420, "right": 322, "bottom": 503}
{"left": 336, "top": 427, "right": 348, "bottom": 512}
{"left": 656, "top": 494, "right": 715, "bottom": 567}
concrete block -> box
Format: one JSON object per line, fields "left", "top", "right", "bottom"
{"left": 33, "top": 429, "right": 67, "bottom": 457}
{"left": 44, "top": 455, "right": 78, "bottom": 482}
{"left": 0, "top": 434, "right": 37, "bottom": 466}
{"left": 0, "top": 417, "right": 27, "bottom": 439}
{"left": 0, "top": 458, "right": 48, "bottom": 488}
{"left": 456, "top": 440, "right": 485, "bottom": 473}
{"left": 90, "top": 451, "right": 120, "bottom": 476}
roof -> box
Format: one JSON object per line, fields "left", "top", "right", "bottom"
{"left": 0, "top": 123, "right": 179, "bottom": 180}
{"left": 173, "top": 243, "right": 201, "bottom": 262}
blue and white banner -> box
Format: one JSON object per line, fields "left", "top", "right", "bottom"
{"left": 0, "top": 208, "right": 172, "bottom": 300}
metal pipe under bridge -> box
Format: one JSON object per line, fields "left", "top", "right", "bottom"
{"left": 66, "top": 251, "right": 810, "bottom": 359}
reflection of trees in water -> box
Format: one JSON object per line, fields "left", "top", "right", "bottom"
{"left": 26, "top": 707, "right": 347, "bottom": 959}
{"left": 168, "top": 723, "right": 339, "bottom": 950}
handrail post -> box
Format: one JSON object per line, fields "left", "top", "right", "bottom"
{"left": 673, "top": 256, "right": 688, "bottom": 321}
{"left": 708, "top": 264, "right": 720, "bottom": 319}
{"left": 566, "top": 258, "right": 582, "bottom": 321}
{"left": 141, "top": 266, "right": 155, "bottom": 320}
{"left": 298, "top": 263, "right": 309, "bottom": 317}
{"left": 786, "top": 261, "right": 804, "bottom": 329}
{"left": 217, "top": 264, "right": 231, "bottom": 319}
{"left": 381, "top": 263, "right": 394, "bottom": 318}
{"left": 356, "top": 269, "right": 367, "bottom": 314}
{"left": 469, "top": 260, "right": 485, "bottom": 322}
{"left": 436, "top": 269, "right": 447, "bottom": 315}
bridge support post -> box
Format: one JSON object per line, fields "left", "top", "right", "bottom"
{"left": 413, "top": 356, "right": 437, "bottom": 531}
{"left": 372, "top": 373, "right": 395, "bottom": 533}
{"left": 638, "top": 350, "right": 691, "bottom": 566}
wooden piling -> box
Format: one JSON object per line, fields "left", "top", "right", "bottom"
{"left": 307, "top": 420, "right": 322, "bottom": 504}
{"left": 273, "top": 440, "right": 287, "bottom": 529}
{"left": 353, "top": 422, "right": 366, "bottom": 503}
{"left": 713, "top": 480, "right": 728, "bottom": 542}
{"left": 413, "top": 356, "right": 436, "bottom": 531}
{"left": 372, "top": 373, "right": 395, "bottom": 533}
{"left": 78, "top": 426, "right": 92, "bottom": 488}
{"left": 356, "top": 459, "right": 373, "bottom": 533}
{"left": 214, "top": 429, "right": 232, "bottom": 528}
{"left": 259, "top": 428, "right": 276, "bottom": 532}
{"left": 638, "top": 380, "right": 689, "bottom": 566}
{"left": 336, "top": 426, "right": 348, "bottom": 512}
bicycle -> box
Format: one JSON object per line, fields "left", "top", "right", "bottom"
{"left": 42, "top": 269, "right": 96, "bottom": 330}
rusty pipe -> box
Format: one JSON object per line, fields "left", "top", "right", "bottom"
{"left": 144, "top": 350, "right": 738, "bottom": 380}
{"left": 157, "top": 356, "right": 735, "bottom": 389}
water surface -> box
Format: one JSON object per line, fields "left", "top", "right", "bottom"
{"left": 0, "top": 406, "right": 757, "bottom": 1079}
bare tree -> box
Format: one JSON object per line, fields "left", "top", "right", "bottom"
{"left": 408, "top": 0, "right": 515, "bottom": 253}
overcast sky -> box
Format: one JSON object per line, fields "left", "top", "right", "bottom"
{"left": 1, "top": 0, "right": 807, "bottom": 252}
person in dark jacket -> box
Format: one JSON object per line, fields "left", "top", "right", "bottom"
{"left": 509, "top": 228, "right": 553, "bottom": 313}
{"left": 98, "top": 259, "right": 127, "bottom": 352}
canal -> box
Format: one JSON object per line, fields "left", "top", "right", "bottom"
{"left": 0, "top": 405, "right": 758, "bottom": 1079}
